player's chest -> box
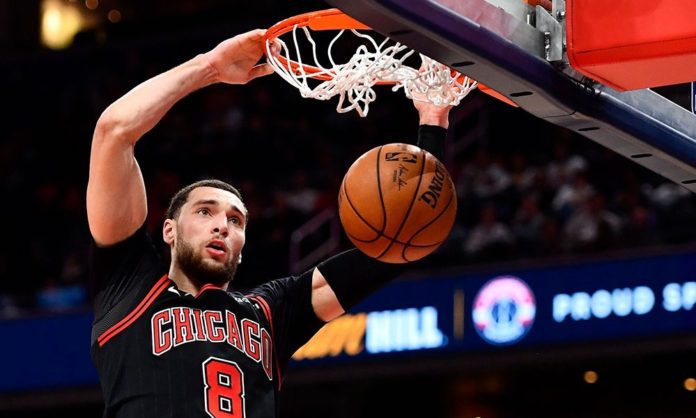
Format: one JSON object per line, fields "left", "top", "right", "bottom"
{"left": 145, "top": 287, "right": 274, "bottom": 381}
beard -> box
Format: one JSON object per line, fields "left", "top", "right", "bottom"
{"left": 175, "top": 233, "right": 238, "bottom": 287}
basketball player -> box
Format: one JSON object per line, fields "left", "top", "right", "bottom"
{"left": 87, "top": 29, "right": 452, "bottom": 418}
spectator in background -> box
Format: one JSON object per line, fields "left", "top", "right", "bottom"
{"left": 465, "top": 204, "right": 515, "bottom": 260}
{"left": 457, "top": 149, "right": 512, "bottom": 201}
{"left": 552, "top": 171, "right": 595, "bottom": 220}
{"left": 36, "top": 276, "right": 88, "bottom": 312}
{"left": 563, "top": 193, "right": 622, "bottom": 252}
{"left": 508, "top": 152, "right": 538, "bottom": 195}
{"left": 456, "top": 148, "right": 514, "bottom": 227}
{"left": 537, "top": 217, "right": 562, "bottom": 257}
{"left": 545, "top": 140, "right": 587, "bottom": 189}
{"left": 512, "top": 194, "right": 545, "bottom": 256}
{"left": 622, "top": 205, "right": 660, "bottom": 248}
{"left": 0, "top": 294, "right": 21, "bottom": 318}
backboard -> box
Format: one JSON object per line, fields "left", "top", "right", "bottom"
{"left": 325, "top": 0, "right": 696, "bottom": 192}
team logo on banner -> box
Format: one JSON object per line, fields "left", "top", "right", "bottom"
{"left": 472, "top": 276, "right": 536, "bottom": 345}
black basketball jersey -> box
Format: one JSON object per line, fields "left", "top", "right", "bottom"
{"left": 90, "top": 225, "right": 325, "bottom": 418}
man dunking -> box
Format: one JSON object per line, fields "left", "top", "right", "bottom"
{"left": 87, "top": 29, "right": 453, "bottom": 418}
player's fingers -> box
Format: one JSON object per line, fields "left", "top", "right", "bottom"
{"left": 246, "top": 28, "right": 266, "bottom": 41}
{"left": 248, "top": 63, "right": 275, "bottom": 81}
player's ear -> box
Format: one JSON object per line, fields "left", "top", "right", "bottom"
{"left": 163, "top": 219, "right": 176, "bottom": 245}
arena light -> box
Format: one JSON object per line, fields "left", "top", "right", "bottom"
{"left": 40, "top": 0, "right": 87, "bottom": 50}
{"left": 107, "top": 9, "right": 122, "bottom": 23}
{"left": 583, "top": 370, "right": 598, "bottom": 384}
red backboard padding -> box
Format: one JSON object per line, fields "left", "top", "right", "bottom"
{"left": 566, "top": 0, "right": 696, "bottom": 91}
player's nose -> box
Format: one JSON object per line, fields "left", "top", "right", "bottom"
{"left": 211, "top": 213, "right": 229, "bottom": 236}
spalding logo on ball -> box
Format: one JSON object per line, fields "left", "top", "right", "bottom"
{"left": 338, "top": 143, "right": 457, "bottom": 263}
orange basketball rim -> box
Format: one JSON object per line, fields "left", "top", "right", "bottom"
{"left": 263, "top": 8, "right": 517, "bottom": 108}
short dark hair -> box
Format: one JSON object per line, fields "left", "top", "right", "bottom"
{"left": 165, "top": 179, "right": 244, "bottom": 220}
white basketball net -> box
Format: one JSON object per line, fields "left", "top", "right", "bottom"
{"left": 266, "top": 27, "right": 478, "bottom": 117}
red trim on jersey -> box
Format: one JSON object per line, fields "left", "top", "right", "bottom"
{"left": 98, "top": 274, "right": 170, "bottom": 347}
{"left": 247, "top": 295, "right": 282, "bottom": 390}
{"left": 195, "top": 283, "right": 223, "bottom": 298}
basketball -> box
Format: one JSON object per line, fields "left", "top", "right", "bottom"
{"left": 338, "top": 143, "right": 457, "bottom": 263}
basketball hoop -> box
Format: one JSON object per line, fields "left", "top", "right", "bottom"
{"left": 263, "top": 9, "right": 478, "bottom": 117}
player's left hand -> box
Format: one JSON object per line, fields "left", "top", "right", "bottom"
{"left": 413, "top": 99, "right": 453, "bottom": 129}
{"left": 411, "top": 61, "right": 455, "bottom": 128}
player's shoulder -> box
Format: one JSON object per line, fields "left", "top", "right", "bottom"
{"left": 227, "top": 290, "right": 268, "bottom": 310}
{"left": 227, "top": 290, "right": 277, "bottom": 324}
{"left": 233, "top": 275, "right": 301, "bottom": 304}
{"left": 226, "top": 291, "right": 254, "bottom": 304}
{"left": 241, "top": 275, "right": 300, "bottom": 300}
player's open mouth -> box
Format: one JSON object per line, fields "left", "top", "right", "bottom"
{"left": 206, "top": 240, "right": 227, "bottom": 256}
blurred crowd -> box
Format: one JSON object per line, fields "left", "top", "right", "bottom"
{"left": 444, "top": 134, "right": 696, "bottom": 262}
{"left": 1, "top": 15, "right": 695, "bottom": 317}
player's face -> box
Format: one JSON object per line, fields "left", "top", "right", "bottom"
{"left": 172, "top": 187, "right": 247, "bottom": 286}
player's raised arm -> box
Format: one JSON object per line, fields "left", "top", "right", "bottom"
{"left": 87, "top": 29, "right": 274, "bottom": 246}
{"left": 310, "top": 101, "right": 454, "bottom": 322}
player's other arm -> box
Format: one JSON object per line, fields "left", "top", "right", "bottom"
{"left": 87, "top": 29, "right": 274, "bottom": 246}
{"left": 311, "top": 102, "right": 453, "bottom": 321}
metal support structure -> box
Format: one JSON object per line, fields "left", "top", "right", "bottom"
{"left": 536, "top": 0, "right": 564, "bottom": 61}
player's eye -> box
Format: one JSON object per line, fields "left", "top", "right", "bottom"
{"left": 228, "top": 216, "right": 241, "bottom": 225}
{"left": 197, "top": 208, "right": 211, "bottom": 216}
